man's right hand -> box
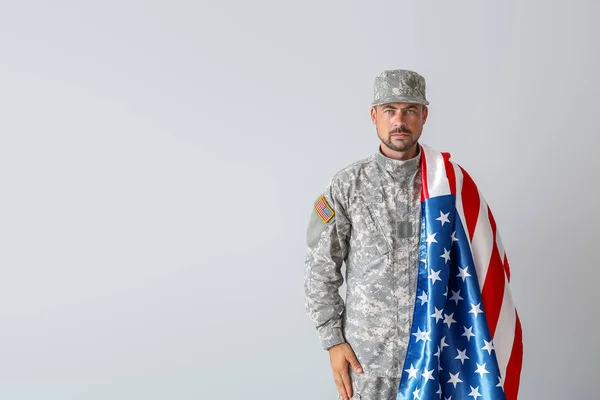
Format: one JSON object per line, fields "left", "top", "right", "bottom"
{"left": 328, "top": 342, "right": 363, "bottom": 400}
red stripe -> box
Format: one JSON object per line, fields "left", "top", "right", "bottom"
{"left": 503, "top": 254, "right": 512, "bottom": 282}
{"left": 442, "top": 152, "right": 456, "bottom": 195}
{"left": 420, "top": 145, "right": 429, "bottom": 201}
{"left": 458, "top": 166, "right": 480, "bottom": 240}
{"left": 503, "top": 313, "right": 523, "bottom": 400}
{"left": 488, "top": 210, "right": 512, "bottom": 282}
{"left": 487, "top": 200, "right": 497, "bottom": 233}
{"left": 481, "top": 206, "right": 505, "bottom": 337}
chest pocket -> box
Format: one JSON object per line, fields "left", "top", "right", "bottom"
{"left": 347, "top": 193, "right": 391, "bottom": 267}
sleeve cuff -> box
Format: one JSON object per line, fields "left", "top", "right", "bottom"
{"left": 319, "top": 327, "right": 346, "bottom": 350}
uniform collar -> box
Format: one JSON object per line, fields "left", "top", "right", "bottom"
{"left": 375, "top": 144, "right": 421, "bottom": 175}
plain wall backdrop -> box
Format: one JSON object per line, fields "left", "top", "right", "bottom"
{"left": 0, "top": 1, "right": 598, "bottom": 399}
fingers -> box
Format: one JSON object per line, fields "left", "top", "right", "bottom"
{"left": 330, "top": 343, "right": 362, "bottom": 400}
{"left": 346, "top": 350, "right": 363, "bottom": 374}
{"left": 333, "top": 373, "right": 349, "bottom": 400}
{"left": 340, "top": 368, "right": 353, "bottom": 399}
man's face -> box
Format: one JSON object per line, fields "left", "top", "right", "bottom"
{"left": 370, "top": 102, "right": 428, "bottom": 153}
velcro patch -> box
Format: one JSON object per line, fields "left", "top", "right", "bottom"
{"left": 314, "top": 196, "right": 335, "bottom": 223}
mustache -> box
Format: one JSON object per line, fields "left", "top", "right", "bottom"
{"left": 389, "top": 127, "right": 412, "bottom": 135}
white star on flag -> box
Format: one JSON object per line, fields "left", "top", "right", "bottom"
{"left": 450, "top": 289, "right": 463, "bottom": 305}
{"left": 428, "top": 269, "right": 442, "bottom": 284}
{"left": 417, "top": 290, "right": 429, "bottom": 305}
{"left": 468, "top": 386, "right": 482, "bottom": 399}
{"left": 496, "top": 376, "right": 504, "bottom": 388}
{"left": 462, "top": 326, "right": 475, "bottom": 342}
{"left": 426, "top": 233, "right": 438, "bottom": 245}
{"left": 451, "top": 231, "right": 459, "bottom": 242}
{"left": 413, "top": 387, "right": 421, "bottom": 400}
{"left": 448, "top": 371, "right": 462, "bottom": 388}
{"left": 412, "top": 327, "right": 431, "bottom": 343}
{"left": 457, "top": 266, "right": 471, "bottom": 281}
{"left": 468, "top": 302, "right": 484, "bottom": 318}
{"left": 436, "top": 210, "right": 450, "bottom": 226}
{"left": 440, "top": 248, "right": 451, "bottom": 264}
{"left": 443, "top": 313, "right": 457, "bottom": 328}
{"left": 440, "top": 336, "right": 449, "bottom": 352}
{"left": 422, "top": 368, "right": 435, "bottom": 382}
{"left": 404, "top": 363, "right": 419, "bottom": 379}
{"left": 475, "top": 363, "right": 489, "bottom": 378}
{"left": 482, "top": 339, "right": 495, "bottom": 355}
{"left": 431, "top": 307, "right": 444, "bottom": 323}
{"left": 455, "top": 348, "right": 469, "bottom": 364}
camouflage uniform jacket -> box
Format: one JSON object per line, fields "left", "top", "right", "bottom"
{"left": 304, "top": 145, "right": 423, "bottom": 378}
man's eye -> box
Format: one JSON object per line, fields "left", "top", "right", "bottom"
{"left": 406, "top": 109, "right": 415, "bottom": 114}
{"left": 384, "top": 110, "right": 393, "bottom": 114}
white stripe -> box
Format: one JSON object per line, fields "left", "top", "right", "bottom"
{"left": 496, "top": 229, "right": 506, "bottom": 264}
{"left": 452, "top": 164, "right": 470, "bottom": 243}
{"left": 493, "top": 274, "right": 517, "bottom": 381}
{"left": 452, "top": 163, "right": 477, "bottom": 270}
{"left": 471, "top": 190, "right": 494, "bottom": 290}
{"left": 421, "top": 144, "right": 451, "bottom": 198}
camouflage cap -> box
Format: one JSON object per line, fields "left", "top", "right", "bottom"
{"left": 371, "top": 69, "right": 429, "bottom": 107}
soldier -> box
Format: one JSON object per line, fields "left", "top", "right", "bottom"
{"left": 304, "top": 69, "right": 431, "bottom": 400}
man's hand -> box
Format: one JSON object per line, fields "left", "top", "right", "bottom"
{"left": 328, "top": 342, "right": 363, "bottom": 400}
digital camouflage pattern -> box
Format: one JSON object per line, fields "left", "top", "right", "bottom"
{"left": 304, "top": 146, "right": 423, "bottom": 379}
{"left": 346, "top": 369, "right": 402, "bottom": 400}
{"left": 371, "top": 69, "right": 429, "bottom": 107}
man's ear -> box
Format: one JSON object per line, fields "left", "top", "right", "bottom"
{"left": 370, "top": 106, "right": 377, "bottom": 124}
{"left": 422, "top": 105, "right": 429, "bottom": 124}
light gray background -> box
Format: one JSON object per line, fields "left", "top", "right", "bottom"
{"left": 0, "top": 1, "right": 598, "bottom": 399}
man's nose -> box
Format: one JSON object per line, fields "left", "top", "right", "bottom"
{"left": 392, "top": 112, "right": 404, "bottom": 126}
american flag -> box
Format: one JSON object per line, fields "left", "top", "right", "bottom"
{"left": 315, "top": 196, "right": 334, "bottom": 223}
{"left": 396, "top": 144, "right": 523, "bottom": 399}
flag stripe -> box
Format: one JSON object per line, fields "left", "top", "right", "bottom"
{"left": 452, "top": 164, "right": 473, "bottom": 247}
{"left": 481, "top": 206, "right": 506, "bottom": 337}
{"left": 488, "top": 209, "right": 511, "bottom": 282}
{"left": 504, "top": 253, "right": 512, "bottom": 282}
{"left": 420, "top": 145, "right": 430, "bottom": 202}
{"left": 488, "top": 208, "right": 505, "bottom": 263}
{"left": 458, "top": 167, "right": 480, "bottom": 240}
{"left": 495, "top": 227, "right": 506, "bottom": 264}
{"left": 422, "top": 145, "right": 451, "bottom": 199}
{"left": 504, "top": 313, "right": 523, "bottom": 400}
{"left": 493, "top": 273, "right": 516, "bottom": 381}
{"left": 471, "top": 192, "right": 494, "bottom": 292}
{"left": 442, "top": 152, "right": 456, "bottom": 195}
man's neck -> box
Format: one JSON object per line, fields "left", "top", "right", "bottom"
{"left": 379, "top": 143, "right": 419, "bottom": 161}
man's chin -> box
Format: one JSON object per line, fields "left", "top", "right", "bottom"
{"left": 383, "top": 140, "right": 416, "bottom": 153}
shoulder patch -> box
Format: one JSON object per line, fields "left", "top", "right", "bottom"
{"left": 314, "top": 196, "right": 335, "bottom": 223}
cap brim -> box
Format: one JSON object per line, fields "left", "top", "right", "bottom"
{"left": 371, "top": 96, "right": 429, "bottom": 106}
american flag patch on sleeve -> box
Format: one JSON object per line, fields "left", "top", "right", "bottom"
{"left": 314, "top": 196, "right": 335, "bottom": 223}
